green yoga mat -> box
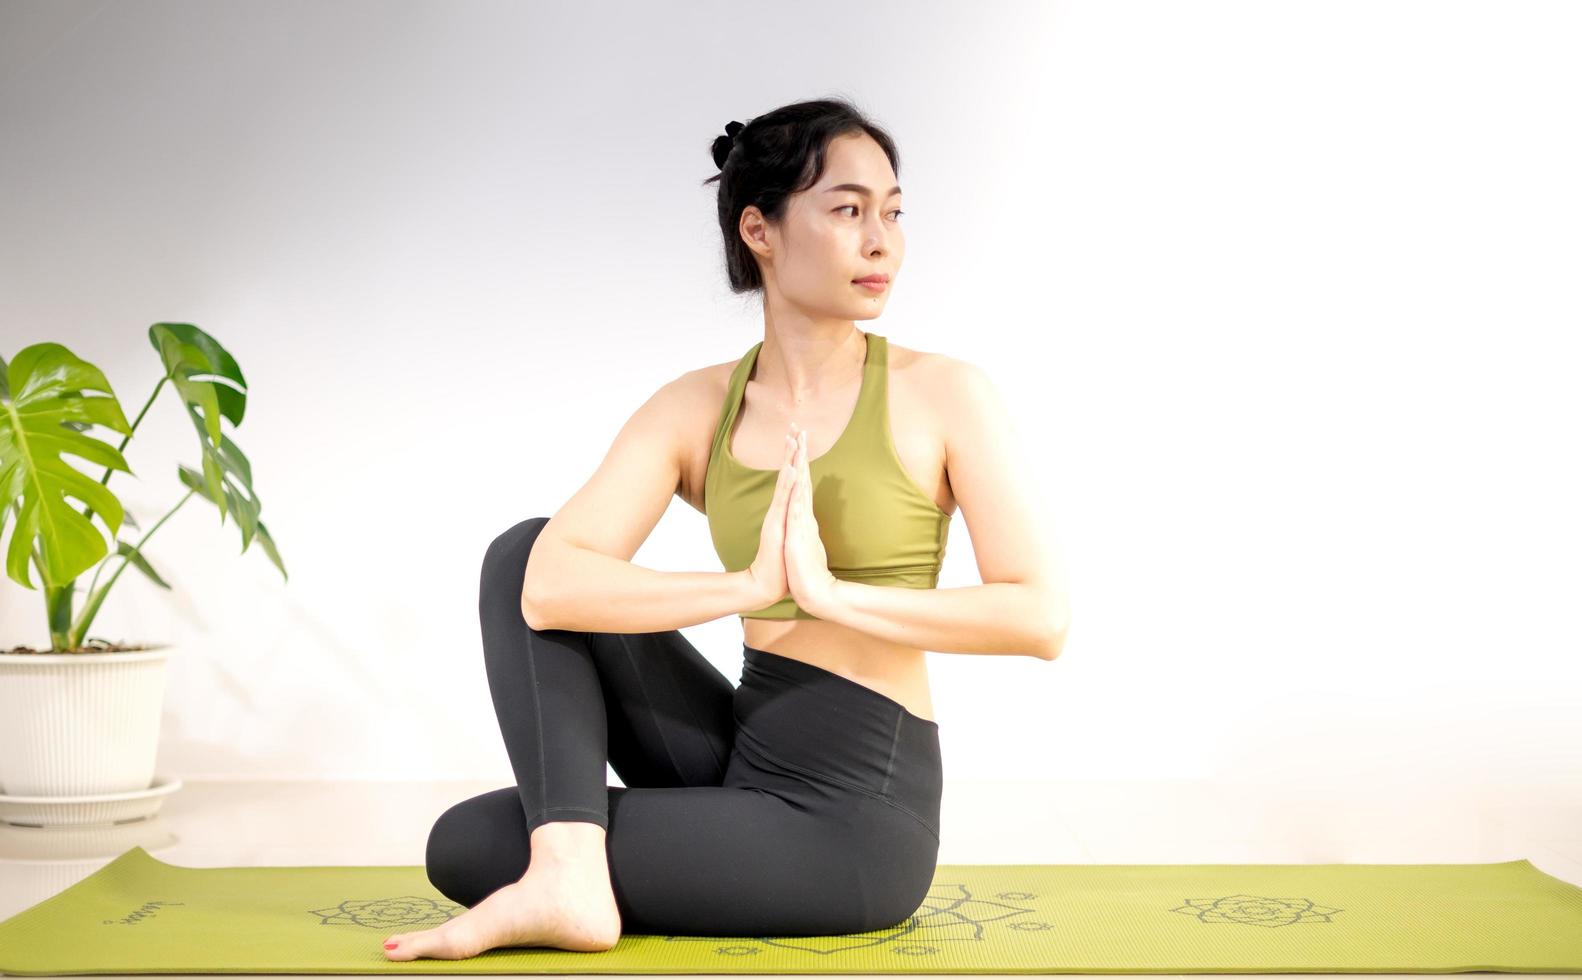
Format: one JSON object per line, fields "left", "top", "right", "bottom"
{"left": 1, "top": 845, "right": 1580, "bottom": 974}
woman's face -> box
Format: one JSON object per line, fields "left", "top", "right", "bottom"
{"left": 748, "top": 132, "right": 904, "bottom": 320}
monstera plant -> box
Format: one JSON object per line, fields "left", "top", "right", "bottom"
{"left": 0, "top": 322, "right": 286, "bottom": 811}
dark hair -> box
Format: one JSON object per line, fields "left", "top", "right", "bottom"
{"left": 702, "top": 97, "right": 901, "bottom": 295}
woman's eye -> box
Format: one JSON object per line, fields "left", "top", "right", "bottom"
{"left": 838, "top": 205, "right": 905, "bottom": 219}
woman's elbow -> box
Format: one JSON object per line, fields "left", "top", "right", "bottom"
{"left": 1040, "top": 608, "right": 1070, "bottom": 661}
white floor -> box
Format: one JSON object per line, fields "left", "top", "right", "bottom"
{"left": 2, "top": 778, "right": 1580, "bottom": 978}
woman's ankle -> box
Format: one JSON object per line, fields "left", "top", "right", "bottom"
{"left": 527, "top": 819, "right": 608, "bottom": 872}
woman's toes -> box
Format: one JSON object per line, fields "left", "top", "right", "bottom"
{"left": 383, "top": 924, "right": 469, "bottom": 961}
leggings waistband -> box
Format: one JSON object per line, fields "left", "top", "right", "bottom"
{"left": 733, "top": 644, "right": 942, "bottom": 830}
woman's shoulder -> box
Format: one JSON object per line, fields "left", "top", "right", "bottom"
{"left": 883, "top": 337, "right": 961, "bottom": 399}
{"left": 673, "top": 354, "right": 743, "bottom": 414}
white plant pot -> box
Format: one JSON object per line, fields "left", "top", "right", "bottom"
{"left": 0, "top": 645, "right": 171, "bottom": 797}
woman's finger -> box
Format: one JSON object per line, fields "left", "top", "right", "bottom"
{"left": 778, "top": 433, "right": 797, "bottom": 482}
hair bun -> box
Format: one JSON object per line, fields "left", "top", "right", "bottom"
{"left": 712, "top": 118, "right": 748, "bottom": 170}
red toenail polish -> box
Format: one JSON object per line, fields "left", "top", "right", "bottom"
{"left": 384, "top": 942, "right": 398, "bottom": 949}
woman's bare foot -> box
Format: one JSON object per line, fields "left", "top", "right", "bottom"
{"left": 382, "top": 855, "right": 622, "bottom": 960}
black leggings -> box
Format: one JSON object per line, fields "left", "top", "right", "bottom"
{"left": 424, "top": 516, "right": 943, "bottom": 938}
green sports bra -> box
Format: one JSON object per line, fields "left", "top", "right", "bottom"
{"left": 705, "top": 331, "right": 951, "bottom": 620}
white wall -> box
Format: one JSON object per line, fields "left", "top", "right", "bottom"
{"left": 2, "top": 1, "right": 1578, "bottom": 812}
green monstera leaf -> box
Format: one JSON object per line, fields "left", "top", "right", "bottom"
{"left": 148, "top": 322, "right": 285, "bottom": 578}
{"left": 0, "top": 344, "right": 134, "bottom": 591}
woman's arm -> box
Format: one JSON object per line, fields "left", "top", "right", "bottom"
{"left": 525, "top": 536, "right": 767, "bottom": 633}
{"left": 808, "top": 579, "right": 1062, "bottom": 658}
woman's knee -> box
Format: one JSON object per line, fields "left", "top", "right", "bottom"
{"left": 425, "top": 791, "right": 529, "bottom": 907}
{"left": 425, "top": 805, "right": 483, "bottom": 906}
{"left": 480, "top": 516, "right": 551, "bottom": 589}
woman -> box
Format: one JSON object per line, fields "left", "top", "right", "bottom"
{"left": 384, "top": 97, "right": 1069, "bottom": 960}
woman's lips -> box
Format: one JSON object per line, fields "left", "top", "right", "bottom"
{"left": 853, "top": 279, "right": 887, "bottom": 292}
